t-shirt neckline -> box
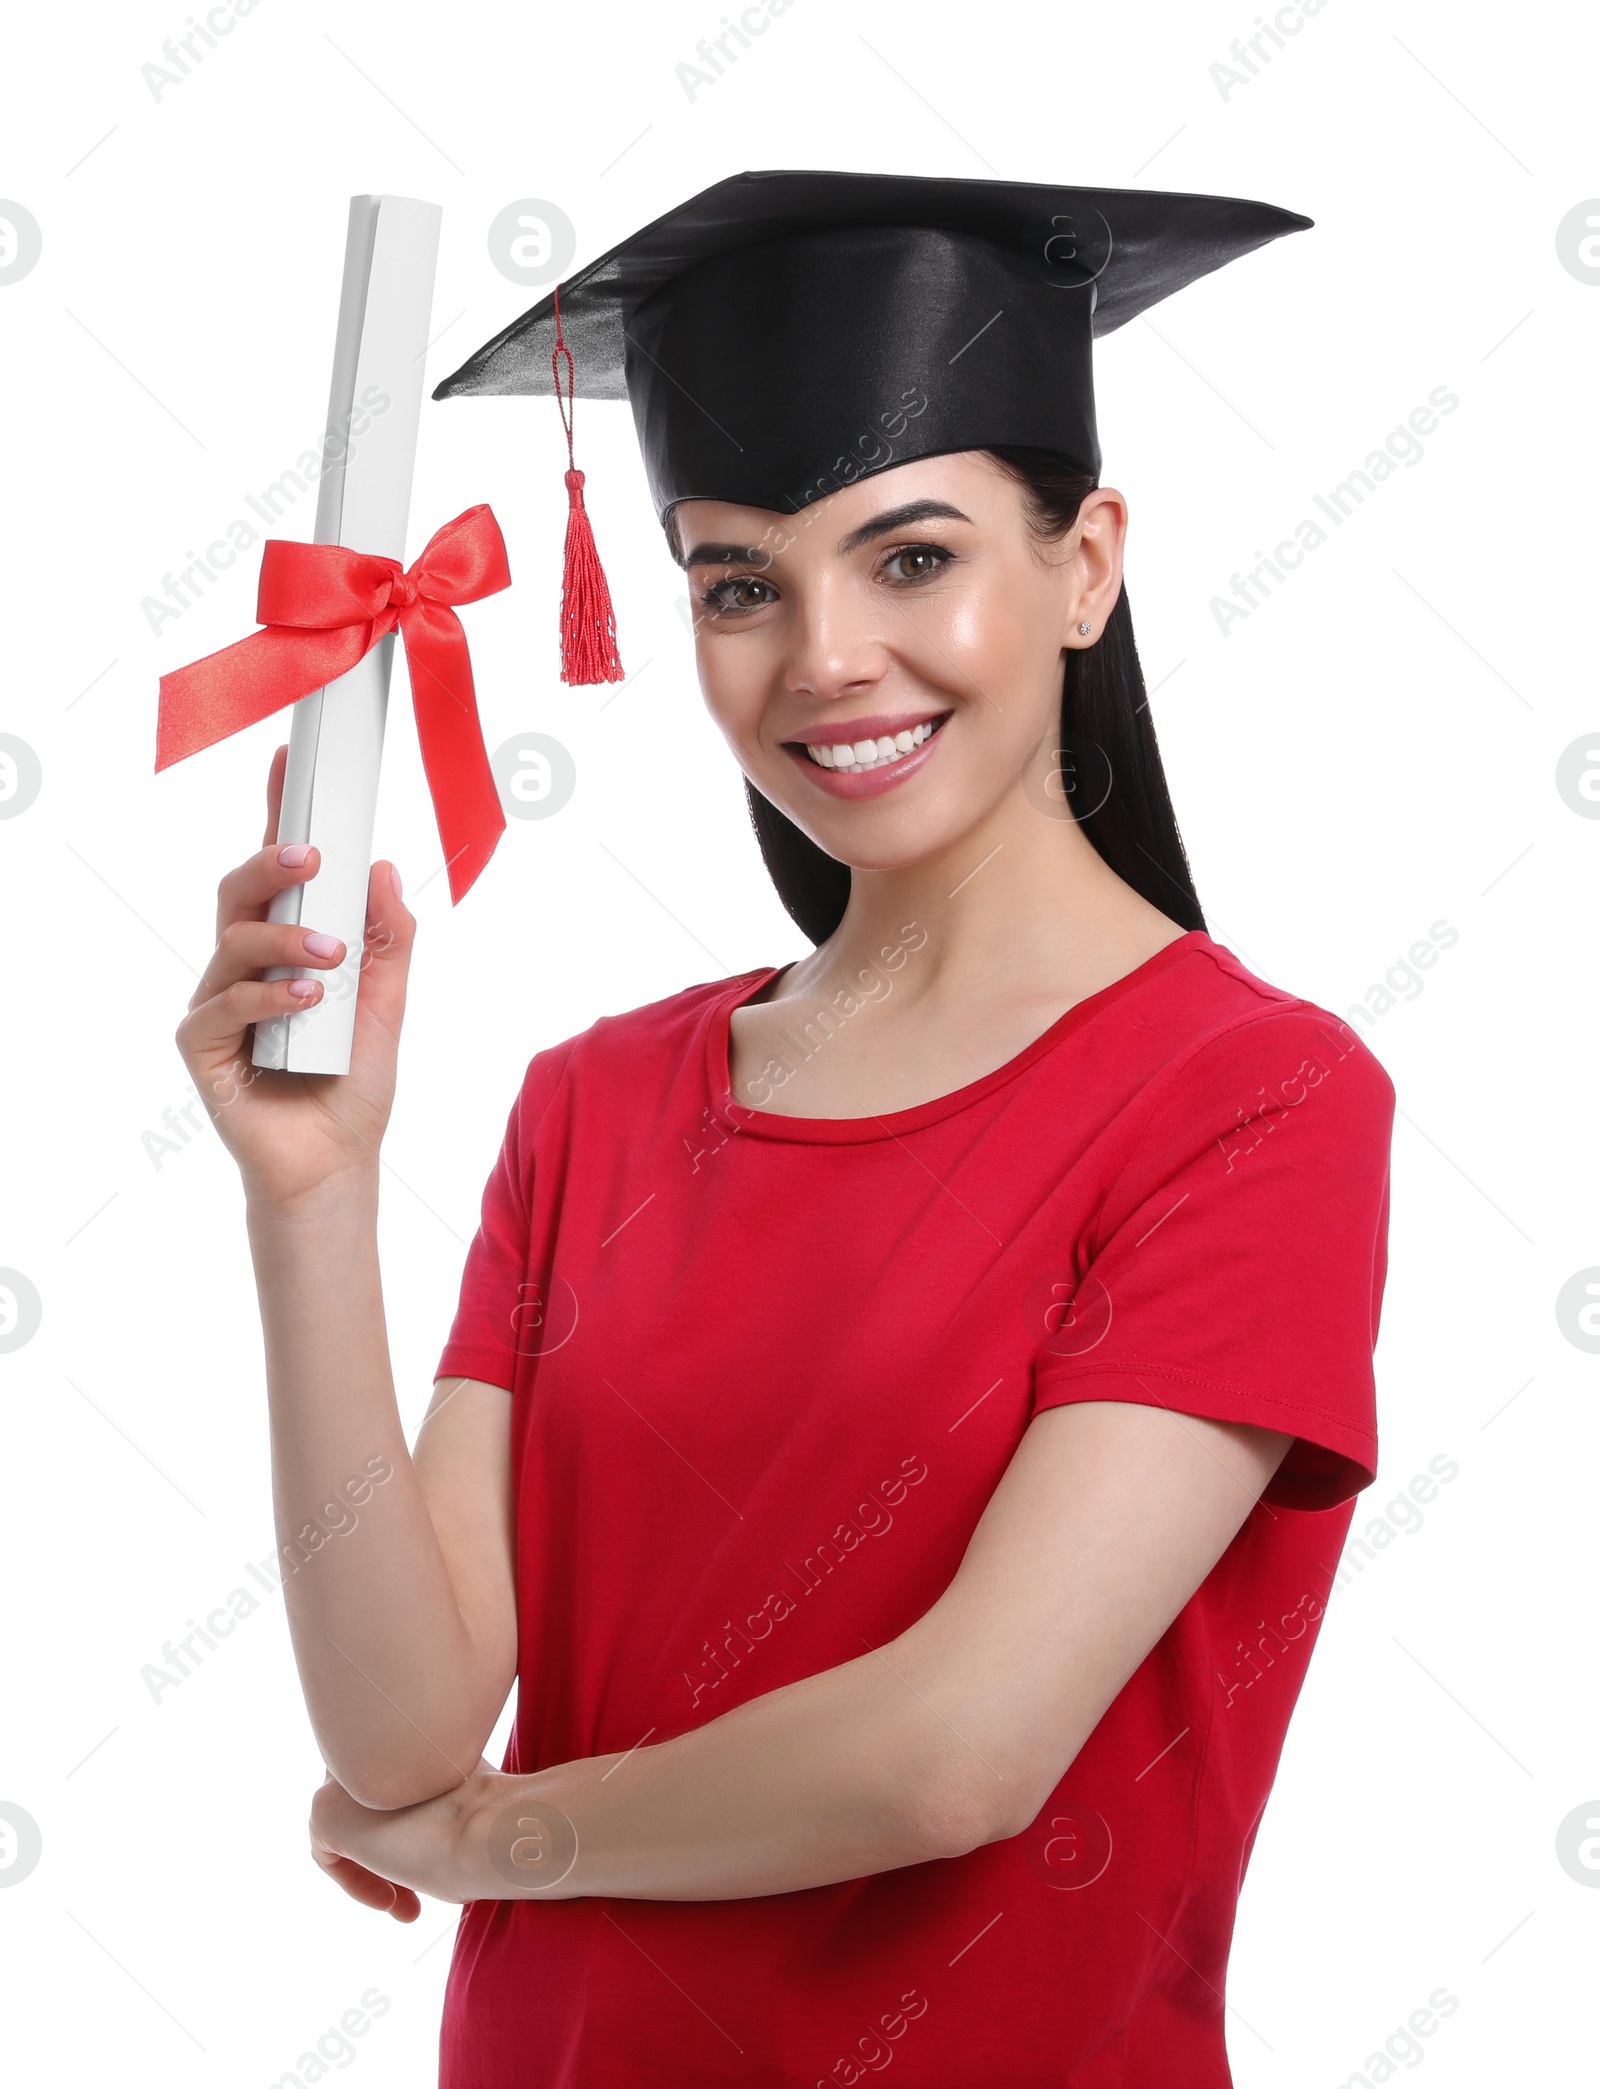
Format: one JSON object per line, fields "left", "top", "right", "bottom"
{"left": 706, "top": 928, "right": 1213, "bottom": 1144}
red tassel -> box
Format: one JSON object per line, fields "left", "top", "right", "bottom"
{"left": 558, "top": 466, "right": 623, "bottom": 684}
{"left": 551, "top": 284, "right": 624, "bottom": 685}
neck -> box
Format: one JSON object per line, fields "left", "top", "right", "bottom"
{"left": 785, "top": 776, "right": 1190, "bottom": 1017}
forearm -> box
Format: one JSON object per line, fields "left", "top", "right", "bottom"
{"left": 247, "top": 1175, "right": 495, "bottom": 1808}
{"left": 456, "top": 1634, "right": 1001, "bottom": 1901}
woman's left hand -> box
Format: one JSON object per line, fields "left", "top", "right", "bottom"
{"left": 309, "top": 1771, "right": 487, "bottom": 1919}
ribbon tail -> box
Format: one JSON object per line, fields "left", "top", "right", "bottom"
{"left": 156, "top": 625, "right": 373, "bottom": 770}
{"left": 401, "top": 605, "right": 507, "bottom": 905}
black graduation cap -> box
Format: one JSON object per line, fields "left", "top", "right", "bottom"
{"left": 432, "top": 169, "right": 1311, "bottom": 681}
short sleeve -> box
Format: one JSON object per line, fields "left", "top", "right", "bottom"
{"left": 434, "top": 1040, "right": 575, "bottom": 1393}
{"left": 1030, "top": 1008, "right": 1395, "bottom": 1511}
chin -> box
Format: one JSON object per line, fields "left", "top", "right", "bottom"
{"left": 770, "top": 785, "right": 1005, "bottom": 877}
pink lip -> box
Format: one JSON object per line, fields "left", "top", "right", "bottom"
{"left": 782, "top": 710, "right": 951, "bottom": 748}
{"left": 783, "top": 713, "right": 951, "bottom": 799}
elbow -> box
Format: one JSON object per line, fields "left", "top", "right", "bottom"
{"left": 910, "top": 1758, "right": 1036, "bottom": 1861}
{"left": 911, "top": 1731, "right": 1069, "bottom": 1857}
{"left": 330, "top": 1753, "right": 478, "bottom": 1814}
{"left": 317, "top": 1691, "right": 504, "bottom": 1812}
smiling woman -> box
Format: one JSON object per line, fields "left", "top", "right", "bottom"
{"left": 672, "top": 447, "right": 1198, "bottom": 952}
{"left": 181, "top": 169, "right": 1396, "bottom": 2089}
{"left": 660, "top": 444, "right": 1209, "bottom": 1119}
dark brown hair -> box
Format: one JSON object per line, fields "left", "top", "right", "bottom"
{"left": 678, "top": 447, "right": 1207, "bottom": 946}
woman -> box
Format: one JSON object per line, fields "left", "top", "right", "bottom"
{"left": 177, "top": 174, "right": 1395, "bottom": 2085}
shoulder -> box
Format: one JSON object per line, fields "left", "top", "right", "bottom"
{"left": 1125, "top": 933, "right": 1397, "bottom": 1156}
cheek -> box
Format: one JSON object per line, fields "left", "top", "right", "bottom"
{"left": 929, "top": 574, "right": 1048, "bottom": 675}
{"left": 695, "top": 639, "right": 771, "bottom": 754}
{"left": 945, "top": 595, "right": 1016, "bottom": 665}
{"left": 919, "top": 585, "right": 1061, "bottom": 730}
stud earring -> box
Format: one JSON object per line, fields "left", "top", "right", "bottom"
{"left": 1077, "top": 621, "right": 1091, "bottom": 636}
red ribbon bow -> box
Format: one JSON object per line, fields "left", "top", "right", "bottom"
{"left": 156, "top": 504, "right": 511, "bottom": 904}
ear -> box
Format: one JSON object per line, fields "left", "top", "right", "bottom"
{"left": 1064, "top": 488, "right": 1128, "bottom": 646}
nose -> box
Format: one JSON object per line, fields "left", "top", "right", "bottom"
{"left": 780, "top": 568, "right": 889, "bottom": 703}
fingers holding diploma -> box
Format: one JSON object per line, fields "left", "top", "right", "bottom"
{"left": 173, "top": 748, "right": 418, "bottom": 1210}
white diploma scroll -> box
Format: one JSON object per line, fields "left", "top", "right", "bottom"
{"left": 252, "top": 193, "right": 442, "bottom": 1077}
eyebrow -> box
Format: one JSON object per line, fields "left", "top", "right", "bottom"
{"left": 835, "top": 499, "right": 972, "bottom": 555}
{"left": 680, "top": 538, "right": 776, "bottom": 570}
{"left": 679, "top": 497, "right": 973, "bottom": 570}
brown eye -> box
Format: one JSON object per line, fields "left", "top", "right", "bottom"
{"left": 882, "top": 545, "right": 951, "bottom": 584}
{"left": 703, "top": 575, "right": 778, "bottom": 612}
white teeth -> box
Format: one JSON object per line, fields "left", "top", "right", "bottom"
{"left": 803, "top": 719, "right": 941, "bottom": 772}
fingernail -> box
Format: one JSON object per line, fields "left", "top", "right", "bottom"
{"left": 391, "top": 863, "right": 403, "bottom": 901}
{"left": 288, "top": 978, "right": 320, "bottom": 999}
{"left": 279, "top": 844, "right": 311, "bottom": 868}
{"left": 303, "top": 931, "right": 341, "bottom": 958}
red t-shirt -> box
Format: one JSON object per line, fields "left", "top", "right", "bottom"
{"left": 434, "top": 929, "right": 1394, "bottom": 2087}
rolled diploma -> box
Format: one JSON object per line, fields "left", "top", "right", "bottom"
{"left": 252, "top": 193, "right": 442, "bottom": 1076}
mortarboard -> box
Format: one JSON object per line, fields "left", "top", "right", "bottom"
{"left": 433, "top": 169, "right": 1311, "bottom": 682}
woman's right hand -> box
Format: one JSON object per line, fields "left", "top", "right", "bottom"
{"left": 175, "top": 742, "right": 417, "bottom": 1210}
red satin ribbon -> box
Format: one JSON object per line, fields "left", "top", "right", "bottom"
{"left": 156, "top": 504, "right": 511, "bottom": 905}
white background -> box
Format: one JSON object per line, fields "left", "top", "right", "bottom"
{"left": 1, "top": 0, "right": 1594, "bottom": 2081}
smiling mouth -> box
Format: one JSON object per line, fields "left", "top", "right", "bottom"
{"left": 789, "top": 713, "right": 952, "bottom": 773}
